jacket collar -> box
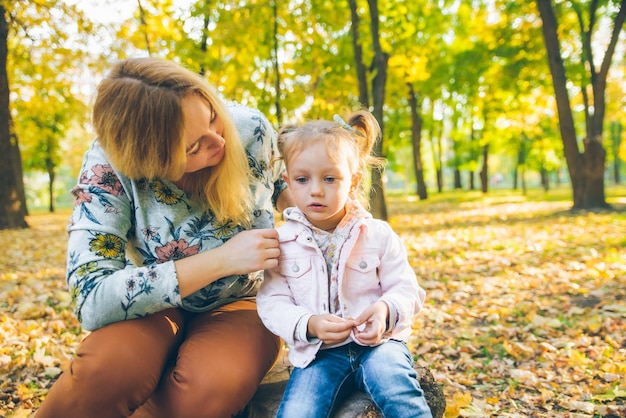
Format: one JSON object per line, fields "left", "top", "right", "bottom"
{"left": 279, "top": 200, "right": 372, "bottom": 242}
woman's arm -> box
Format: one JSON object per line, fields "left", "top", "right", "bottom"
{"left": 175, "top": 228, "right": 279, "bottom": 298}
{"left": 67, "top": 145, "right": 183, "bottom": 330}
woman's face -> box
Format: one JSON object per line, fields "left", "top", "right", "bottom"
{"left": 181, "top": 94, "right": 226, "bottom": 173}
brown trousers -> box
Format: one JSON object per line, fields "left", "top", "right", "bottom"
{"left": 35, "top": 300, "right": 281, "bottom": 418}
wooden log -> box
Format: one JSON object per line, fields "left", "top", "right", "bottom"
{"left": 246, "top": 350, "right": 446, "bottom": 418}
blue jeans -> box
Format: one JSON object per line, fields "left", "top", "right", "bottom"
{"left": 277, "top": 340, "right": 433, "bottom": 418}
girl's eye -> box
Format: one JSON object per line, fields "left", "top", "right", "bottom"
{"left": 295, "top": 177, "right": 308, "bottom": 184}
{"left": 324, "top": 177, "right": 336, "bottom": 183}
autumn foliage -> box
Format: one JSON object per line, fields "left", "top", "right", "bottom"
{"left": 1, "top": 189, "right": 625, "bottom": 417}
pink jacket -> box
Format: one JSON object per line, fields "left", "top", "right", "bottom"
{"left": 257, "top": 207, "right": 426, "bottom": 368}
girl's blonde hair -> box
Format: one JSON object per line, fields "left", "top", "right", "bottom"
{"left": 92, "top": 57, "right": 253, "bottom": 227}
{"left": 277, "top": 109, "right": 385, "bottom": 204}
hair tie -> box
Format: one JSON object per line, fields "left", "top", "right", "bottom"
{"left": 333, "top": 114, "right": 365, "bottom": 137}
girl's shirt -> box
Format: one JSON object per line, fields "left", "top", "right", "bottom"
{"left": 257, "top": 201, "right": 426, "bottom": 368}
{"left": 67, "top": 104, "right": 286, "bottom": 331}
{"left": 309, "top": 202, "right": 363, "bottom": 315}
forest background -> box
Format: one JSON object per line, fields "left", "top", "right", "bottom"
{"left": 0, "top": 0, "right": 626, "bottom": 417}
{"left": 1, "top": 0, "right": 626, "bottom": 222}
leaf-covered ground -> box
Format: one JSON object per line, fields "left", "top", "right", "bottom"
{"left": 1, "top": 188, "right": 625, "bottom": 417}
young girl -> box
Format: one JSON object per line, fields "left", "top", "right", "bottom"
{"left": 256, "top": 110, "right": 432, "bottom": 417}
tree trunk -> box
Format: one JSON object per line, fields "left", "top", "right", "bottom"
{"left": 469, "top": 124, "right": 478, "bottom": 191}
{"left": 583, "top": 136, "right": 607, "bottom": 208}
{"left": 435, "top": 126, "right": 443, "bottom": 193}
{"left": 454, "top": 169, "right": 462, "bottom": 189}
{"left": 514, "top": 134, "right": 526, "bottom": 191}
{"left": 199, "top": 0, "right": 211, "bottom": 76}
{"left": 136, "top": 0, "right": 153, "bottom": 56}
{"left": 348, "top": 0, "right": 369, "bottom": 108}
{"left": 270, "top": 0, "right": 282, "bottom": 124}
{"left": 436, "top": 168, "right": 442, "bottom": 193}
{"left": 451, "top": 128, "right": 462, "bottom": 189}
{"left": 536, "top": 0, "right": 624, "bottom": 210}
{"left": 0, "top": 5, "right": 28, "bottom": 230}
{"left": 47, "top": 156, "right": 55, "bottom": 213}
{"left": 407, "top": 84, "right": 427, "bottom": 200}
{"left": 479, "top": 143, "right": 489, "bottom": 193}
{"left": 349, "top": 0, "right": 387, "bottom": 219}
{"left": 428, "top": 133, "right": 441, "bottom": 193}
{"left": 429, "top": 115, "right": 443, "bottom": 193}
{"left": 366, "top": 0, "right": 388, "bottom": 221}
{"left": 246, "top": 349, "right": 446, "bottom": 418}
{"left": 536, "top": 0, "right": 584, "bottom": 207}
{"left": 611, "top": 121, "right": 621, "bottom": 184}
{"left": 540, "top": 168, "right": 549, "bottom": 192}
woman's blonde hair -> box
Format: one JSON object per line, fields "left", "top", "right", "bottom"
{"left": 277, "top": 109, "right": 385, "bottom": 204}
{"left": 92, "top": 57, "right": 253, "bottom": 226}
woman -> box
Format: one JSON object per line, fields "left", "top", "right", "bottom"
{"left": 36, "top": 57, "right": 292, "bottom": 418}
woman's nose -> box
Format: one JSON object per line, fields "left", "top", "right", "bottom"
{"left": 206, "top": 133, "right": 225, "bottom": 149}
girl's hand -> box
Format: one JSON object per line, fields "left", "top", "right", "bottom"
{"left": 308, "top": 314, "right": 356, "bottom": 345}
{"left": 353, "top": 301, "right": 388, "bottom": 345}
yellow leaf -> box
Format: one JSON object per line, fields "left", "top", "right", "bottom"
{"left": 8, "top": 408, "right": 33, "bottom": 418}
{"left": 567, "top": 349, "right": 590, "bottom": 367}
{"left": 503, "top": 341, "right": 534, "bottom": 359}
{"left": 444, "top": 391, "right": 472, "bottom": 418}
{"left": 16, "top": 383, "right": 35, "bottom": 401}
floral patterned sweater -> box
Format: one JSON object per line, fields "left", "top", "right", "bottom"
{"left": 66, "top": 104, "right": 286, "bottom": 331}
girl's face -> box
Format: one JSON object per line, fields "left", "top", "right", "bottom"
{"left": 181, "top": 94, "right": 226, "bottom": 173}
{"left": 284, "top": 140, "right": 359, "bottom": 231}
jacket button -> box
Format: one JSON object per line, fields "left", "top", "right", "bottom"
{"left": 306, "top": 237, "right": 312, "bottom": 242}
{"left": 359, "top": 261, "right": 367, "bottom": 269}
{"left": 292, "top": 264, "right": 300, "bottom": 273}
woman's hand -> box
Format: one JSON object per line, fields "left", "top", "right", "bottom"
{"left": 175, "top": 228, "right": 279, "bottom": 297}
{"left": 307, "top": 314, "right": 355, "bottom": 345}
{"left": 220, "top": 228, "right": 280, "bottom": 274}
